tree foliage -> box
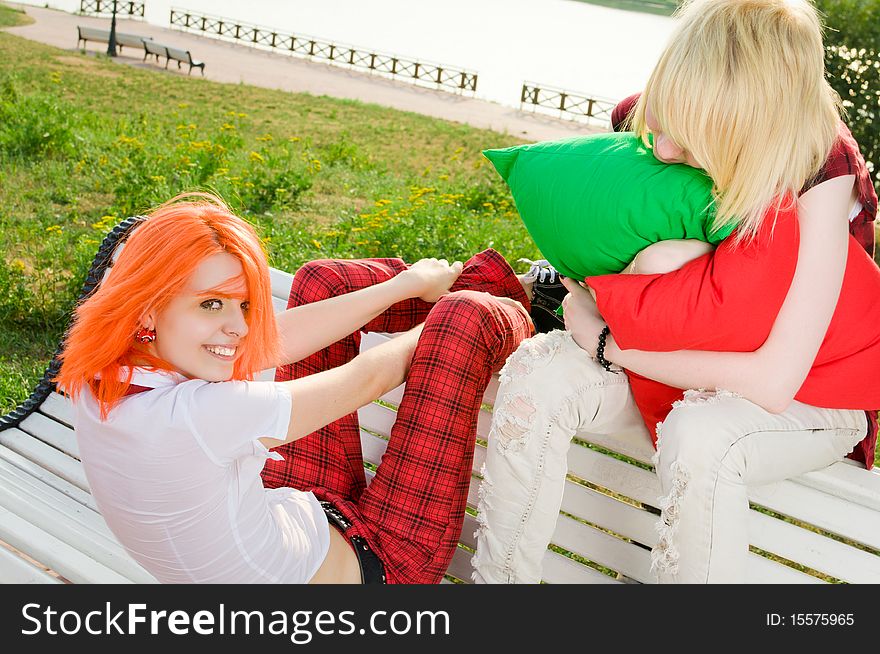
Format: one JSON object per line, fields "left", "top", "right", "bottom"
{"left": 815, "top": 0, "right": 880, "bottom": 195}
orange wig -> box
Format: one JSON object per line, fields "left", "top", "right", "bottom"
{"left": 56, "top": 193, "right": 280, "bottom": 419}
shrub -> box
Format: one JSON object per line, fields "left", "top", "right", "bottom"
{"left": 816, "top": 0, "right": 880, "bottom": 195}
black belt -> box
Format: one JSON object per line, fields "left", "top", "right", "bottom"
{"left": 320, "top": 501, "right": 387, "bottom": 584}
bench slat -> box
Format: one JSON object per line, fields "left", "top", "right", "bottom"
{"left": 0, "top": 442, "right": 96, "bottom": 511}
{"left": 797, "top": 461, "right": 880, "bottom": 512}
{"left": 458, "top": 512, "right": 622, "bottom": 584}
{"left": 19, "top": 412, "right": 80, "bottom": 458}
{"left": 749, "top": 509, "right": 880, "bottom": 584}
{"left": 750, "top": 480, "right": 880, "bottom": 551}
{"left": 0, "top": 428, "right": 90, "bottom": 493}
{"left": 40, "top": 391, "right": 74, "bottom": 428}
{"left": 0, "top": 543, "right": 63, "bottom": 584}
{"left": 270, "top": 267, "right": 294, "bottom": 303}
{"left": 745, "top": 551, "right": 824, "bottom": 584}
{"left": 0, "top": 463, "right": 156, "bottom": 583}
{"left": 0, "top": 508, "right": 132, "bottom": 584}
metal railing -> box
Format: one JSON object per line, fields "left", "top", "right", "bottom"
{"left": 79, "top": 0, "right": 145, "bottom": 18}
{"left": 168, "top": 8, "right": 477, "bottom": 94}
{"left": 520, "top": 81, "right": 617, "bottom": 126}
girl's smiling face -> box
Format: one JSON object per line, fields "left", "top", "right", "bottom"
{"left": 146, "top": 252, "right": 250, "bottom": 381}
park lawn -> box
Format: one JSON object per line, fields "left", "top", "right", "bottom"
{"left": 0, "top": 31, "right": 539, "bottom": 413}
{"left": 0, "top": 2, "right": 33, "bottom": 28}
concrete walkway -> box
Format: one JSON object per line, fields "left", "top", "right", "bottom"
{"left": 4, "top": 4, "right": 605, "bottom": 142}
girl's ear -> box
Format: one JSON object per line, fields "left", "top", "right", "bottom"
{"left": 138, "top": 309, "right": 157, "bottom": 331}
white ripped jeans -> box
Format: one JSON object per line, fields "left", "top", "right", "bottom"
{"left": 471, "top": 330, "right": 868, "bottom": 584}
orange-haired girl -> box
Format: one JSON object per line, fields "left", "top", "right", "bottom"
{"left": 57, "top": 192, "right": 533, "bottom": 584}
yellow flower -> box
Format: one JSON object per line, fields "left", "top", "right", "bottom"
{"left": 256, "top": 134, "right": 273, "bottom": 142}
{"left": 221, "top": 123, "right": 236, "bottom": 131}
{"left": 10, "top": 258, "right": 26, "bottom": 272}
{"left": 178, "top": 103, "right": 190, "bottom": 109}
{"left": 288, "top": 136, "right": 301, "bottom": 142}
{"left": 438, "top": 174, "right": 449, "bottom": 181}
{"left": 249, "top": 151, "right": 265, "bottom": 163}
{"left": 45, "top": 225, "right": 63, "bottom": 233}
{"left": 311, "top": 239, "right": 323, "bottom": 249}
{"left": 149, "top": 175, "right": 166, "bottom": 183}
{"left": 243, "top": 181, "right": 255, "bottom": 188}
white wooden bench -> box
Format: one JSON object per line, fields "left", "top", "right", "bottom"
{"left": 164, "top": 45, "right": 205, "bottom": 76}
{"left": 76, "top": 26, "right": 152, "bottom": 53}
{"left": 2, "top": 224, "right": 879, "bottom": 583}
{"left": 140, "top": 41, "right": 205, "bottom": 75}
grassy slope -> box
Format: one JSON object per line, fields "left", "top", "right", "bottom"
{"left": 0, "top": 3, "right": 34, "bottom": 28}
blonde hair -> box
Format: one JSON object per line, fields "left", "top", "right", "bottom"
{"left": 631, "top": 0, "right": 841, "bottom": 242}
{"left": 57, "top": 192, "right": 281, "bottom": 419}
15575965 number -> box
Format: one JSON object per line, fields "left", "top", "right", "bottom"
{"left": 790, "top": 614, "right": 854, "bottom": 626}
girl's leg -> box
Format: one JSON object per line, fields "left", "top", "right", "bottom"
{"left": 263, "top": 257, "right": 421, "bottom": 498}
{"left": 652, "top": 392, "right": 867, "bottom": 583}
{"left": 472, "top": 331, "right": 648, "bottom": 584}
{"left": 263, "top": 250, "right": 530, "bottom": 500}
{"left": 355, "top": 290, "right": 532, "bottom": 584}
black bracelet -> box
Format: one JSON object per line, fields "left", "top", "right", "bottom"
{"left": 596, "top": 325, "right": 617, "bottom": 373}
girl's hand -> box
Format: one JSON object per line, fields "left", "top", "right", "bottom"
{"left": 396, "top": 258, "right": 464, "bottom": 302}
{"left": 560, "top": 277, "right": 607, "bottom": 356}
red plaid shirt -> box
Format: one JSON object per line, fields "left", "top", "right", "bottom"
{"left": 610, "top": 93, "right": 879, "bottom": 468}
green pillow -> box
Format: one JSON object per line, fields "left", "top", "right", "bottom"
{"left": 484, "top": 131, "right": 734, "bottom": 278}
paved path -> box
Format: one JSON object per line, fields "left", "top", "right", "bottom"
{"left": 4, "top": 4, "right": 605, "bottom": 142}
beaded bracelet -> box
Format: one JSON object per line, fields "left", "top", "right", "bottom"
{"left": 596, "top": 325, "right": 617, "bottom": 373}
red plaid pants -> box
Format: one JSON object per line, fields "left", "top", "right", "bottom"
{"left": 261, "top": 249, "right": 533, "bottom": 583}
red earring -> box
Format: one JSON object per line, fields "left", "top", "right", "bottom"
{"left": 135, "top": 327, "right": 156, "bottom": 344}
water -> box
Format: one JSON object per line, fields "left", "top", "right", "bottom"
{"left": 18, "top": 0, "right": 676, "bottom": 107}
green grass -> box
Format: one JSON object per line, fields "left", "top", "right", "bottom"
{"left": 0, "top": 32, "right": 539, "bottom": 414}
{"left": 0, "top": 2, "right": 34, "bottom": 28}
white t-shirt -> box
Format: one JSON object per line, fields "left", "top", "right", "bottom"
{"left": 74, "top": 367, "right": 330, "bottom": 583}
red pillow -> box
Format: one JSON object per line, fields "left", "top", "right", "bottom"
{"left": 585, "top": 204, "right": 880, "bottom": 466}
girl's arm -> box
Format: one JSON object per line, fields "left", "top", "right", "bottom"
{"left": 259, "top": 324, "right": 423, "bottom": 448}
{"left": 568, "top": 175, "right": 856, "bottom": 413}
{"left": 269, "top": 258, "right": 461, "bottom": 368}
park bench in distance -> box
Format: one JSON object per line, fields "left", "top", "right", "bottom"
{"left": 0, "top": 218, "right": 879, "bottom": 584}
{"left": 142, "top": 41, "right": 205, "bottom": 76}
{"left": 76, "top": 26, "right": 152, "bottom": 54}
{"left": 164, "top": 45, "right": 205, "bottom": 75}
{"left": 142, "top": 39, "right": 167, "bottom": 65}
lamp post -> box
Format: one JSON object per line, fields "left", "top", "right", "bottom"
{"left": 106, "top": 0, "right": 118, "bottom": 57}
